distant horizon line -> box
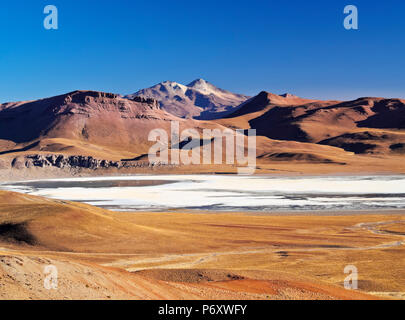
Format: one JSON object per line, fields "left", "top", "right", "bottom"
{"left": 1, "top": 79, "right": 404, "bottom": 104}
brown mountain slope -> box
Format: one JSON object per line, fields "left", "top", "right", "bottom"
{"left": 0, "top": 90, "right": 228, "bottom": 161}
{"left": 221, "top": 92, "right": 405, "bottom": 155}
{"left": 228, "top": 91, "right": 330, "bottom": 118}
{"left": 319, "top": 130, "right": 405, "bottom": 154}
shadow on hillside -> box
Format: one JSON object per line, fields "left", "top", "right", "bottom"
{"left": 0, "top": 222, "right": 37, "bottom": 246}
{"left": 0, "top": 141, "right": 39, "bottom": 155}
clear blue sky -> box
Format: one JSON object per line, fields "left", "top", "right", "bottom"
{"left": 1, "top": 0, "right": 405, "bottom": 102}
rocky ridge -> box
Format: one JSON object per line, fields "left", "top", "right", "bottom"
{"left": 9, "top": 154, "right": 171, "bottom": 170}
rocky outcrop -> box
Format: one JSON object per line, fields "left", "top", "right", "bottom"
{"left": 57, "top": 91, "right": 162, "bottom": 116}
{"left": 130, "top": 96, "right": 160, "bottom": 109}
{"left": 65, "top": 90, "right": 120, "bottom": 104}
{"left": 10, "top": 154, "right": 173, "bottom": 170}
{"left": 20, "top": 155, "right": 119, "bottom": 169}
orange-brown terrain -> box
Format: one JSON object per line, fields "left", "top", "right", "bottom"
{"left": 217, "top": 91, "right": 405, "bottom": 169}
{"left": 0, "top": 191, "right": 404, "bottom": 300}
{"left": 0, "top": 87, "right": 404, "bottom": 300}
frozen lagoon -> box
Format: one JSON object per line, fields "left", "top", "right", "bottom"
{"left": 2, "top": 175, "right": 405, "bottom": 212}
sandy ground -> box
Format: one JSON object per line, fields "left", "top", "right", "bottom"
{"left": 0, "top": 191, "right": 403, "bottom": 300}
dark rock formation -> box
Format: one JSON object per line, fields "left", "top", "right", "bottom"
{"left": 9, "top": 154, "right": 174, "bottom": 170}
{"left": 130, "top": 96, "right": 160, "bottom": 109}
{"left": 22, "top": 155, "right": 119, "bottom": 169}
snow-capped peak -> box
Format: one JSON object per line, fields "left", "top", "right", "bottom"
{"left": 187, "top": 79, "right": 219, "bottom": 95}
{"left": 125, "top": 79, "right": 250, "bottom": 119}
{"left": 160, "top": 81, "right": 188, "bottom": 93}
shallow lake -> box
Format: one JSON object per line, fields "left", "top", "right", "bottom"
{"left": 2, "top": 175, "right": 405, "bottom": 212}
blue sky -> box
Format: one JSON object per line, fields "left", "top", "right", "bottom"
{"left": 1, "top": 0, "right": 405, "bottom": 102}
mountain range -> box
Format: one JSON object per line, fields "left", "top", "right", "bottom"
{"left": 220, "top": 91, "right": 405, "bottom": 154}
{"left": 0, "top": 80, "right": 404, "bottom": 175}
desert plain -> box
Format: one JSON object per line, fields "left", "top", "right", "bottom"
{"left": 0, "top": 190, "right": 403, "bottom": 300}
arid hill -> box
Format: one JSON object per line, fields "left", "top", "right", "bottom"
{"left": 0, "top": 90, "right": 227, "bottom": 162}
{"left": 221, "top": 91, "right": 405, "bottom": 155}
